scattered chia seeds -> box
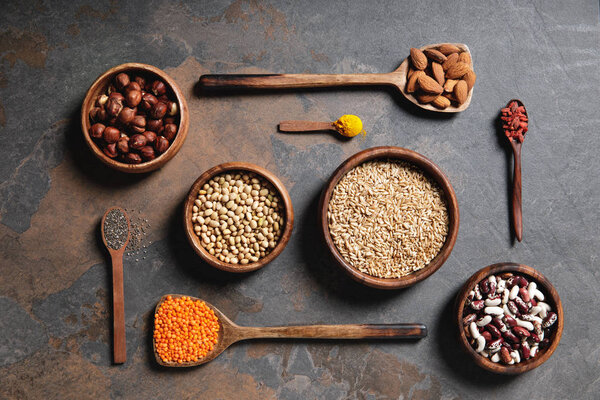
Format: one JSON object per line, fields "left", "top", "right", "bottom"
{"left": 103, "top": 209, "right": 129, "bottom": 250}
{"left": 124, "top": 209, "right": 152, "bottom": 260}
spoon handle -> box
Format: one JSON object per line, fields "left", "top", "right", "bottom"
{"left": 279, "top": 121, "right": 335, "bottom": 132}
{"left": 199, "top": 73, "right": 392, "bottom": 89}
{"left": 110, "top": 251, "right": 127, "bottom": 363}
{"left": 239, "top": 323, "right": 427, "bottom": 340}
{"left": 512, "top": 144, "right": 523, "bottom": 242}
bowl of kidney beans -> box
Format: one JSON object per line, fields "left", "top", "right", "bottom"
{"left": 455, "top": 262, "right": 563, "bottom": 374}
{"left": 81, "top": 63, "right": 189, "bottom": 173}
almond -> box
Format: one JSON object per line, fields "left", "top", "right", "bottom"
{"left": 443, "top": 92, "right": 456, "bottom": 102}
{"left": 407, "top": 67, "right": 415, "bottom": 79}
{"left": 432, "top": 95, "right": 451, "bottom": 109}
{"left": 405, "top": 70, "right": 425, "bottom": 93}
{"left": 459, "top": 51, "right": 471, "bottom": 65}
{"left": 463, "top": 70, "right": 477, "bottom": 91}
{"left": 431, "top": 62, "right": 445, "bottom": 86}
{"left": 443, "top": 79, "right": 458, "bottom": 93}
{"left": 410, "top": 48, "right": 428, "bottom": 70}
{"left": 446, "top": 62, "right": 470, "bottom": 79}
{"left": 415, "top": 91, "right": 439, "bottom": 104}
{"left": 417, "top": 74, "right": 443, "bottom": 95}
{"left": 454, "top": 80, "right": 468, "bottom": 105}
{"left": 423, "top": 48, "right": 447, "bottom": 63}
{"left": 442, "top": 53, "right": 458, "bottom": 71}
{"left": 438, "top": 44, "right": 461, "bottom": 55}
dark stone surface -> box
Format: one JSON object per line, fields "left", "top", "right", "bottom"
{"left": 0, "top": 0, "right": 599, "bottom": 398}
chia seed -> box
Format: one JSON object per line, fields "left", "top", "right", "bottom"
{"left": 104, "top": 209, "right": 129, "bottom": 250}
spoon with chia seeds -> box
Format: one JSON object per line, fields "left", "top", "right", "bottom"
{"left": 101, "top": 207, "right": 130, "bottom": 364}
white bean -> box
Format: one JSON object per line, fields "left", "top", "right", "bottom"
{"left": 511, "top": 350, "right": 521, "bottom": 363}
{"left": 484, "top": 306, "right": 504, "bottom": 315}
{"left": 538, "top": 302, "right": 552, "bottom": 312}
{"left": 475, "top": 336, "right": 485, "bottom": 352}
{"left": 529, "top": 306, "right": 543, "bottom": 316}
{"left": 502, "top": 290, "right": 509, "bottom": 305}
{"left": 516, "top": 319, "right": 534, "bottom": 331}
{"left": 469, "top": 322, "right": 480, "bottom": 339}
{"left": 476, "top": 315, "right": 492, "bottom": 327}
{"left": 533, "top": 289, "right": 545, "bottom": 301}
{"left": 485, "top": 298, "right": 501, "bottom": 307}
{"left": 530, "top": 346, "right": 538, "bottom": 358}
{"left": 527, "top": 282, "right": 537, "bottom": 300}
{"left": 509, "top": 285, "right": 519, "bottom": 300}
{"left": 491, "top": 353, "right": 500, "bottom": 363}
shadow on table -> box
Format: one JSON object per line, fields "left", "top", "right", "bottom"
{"left": 435, "top": 291, "right": 519, "bottom": 386}
{"left": 492, "top": 110, "right": 517, "bottom": 246}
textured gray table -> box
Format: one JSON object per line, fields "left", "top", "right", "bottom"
{"left": 1, "top": 1, "right": 598, "bottom": 399}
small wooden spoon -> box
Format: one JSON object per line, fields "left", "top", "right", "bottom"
{"left": 153, "top": 295, "right": 427, "bottom": 367}
{"left": 101, "top": 207, "right": 131, "bottom": 364}
{"left": 199, "top": 43, "right": 473, "bottom": 113}
{"left": 504, "top": 99, "right": 527, "bottom": 242}
{"left": 279, "top": 120, "right": 336, "bottom": 134}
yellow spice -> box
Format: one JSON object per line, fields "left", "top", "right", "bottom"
{"left": 333, "top": 115, "right": 366, "bottom": 137}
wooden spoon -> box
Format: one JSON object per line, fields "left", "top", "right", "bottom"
{"left": 279, "top": 120, "right": 336, "bottom": 134}
{"left": 199, "top": 43, "right": 473, "bottom": 113}
{"left": 101, "top": 207, "right": 131, "bottom": 364}
{"left": 153, "top": 295, "right": 427, "bottom": 367}
{"left": 504, "top": 99, "right": 527, "bottom": 242}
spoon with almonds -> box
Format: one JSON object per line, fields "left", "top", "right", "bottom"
{"left": 199, "top": 43, "right": 475, "bottom": 113}
{"left": 153, "top": 294, "right": 427, "bottom": 367}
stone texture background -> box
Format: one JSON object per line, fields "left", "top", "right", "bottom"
{"left": 1, "top": 0, "right": 599, "bottom": 399}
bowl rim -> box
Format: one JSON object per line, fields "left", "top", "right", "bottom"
{"left": 318, "top": 146, "right": 460, "bottom": 289}
{"left": 80, "top": 62, "right": 189, "bottom": 173}
{"left": 183, "top": 162, "right": 294, "bottom": 273}
{"left": 455, "top": 262, "right": 564, "bottom": 374}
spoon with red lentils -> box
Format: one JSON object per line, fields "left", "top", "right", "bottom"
{"left": 501, "top": 100, "right": 528, "bottom": 242}
{"left": 153, "top": 294, "right": 427, "bottom": 367}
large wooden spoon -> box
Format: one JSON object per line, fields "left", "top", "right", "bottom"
{"left": 153, "top": 295, "right": 427, "bottom": 367}
{"left": 199, "top": 43, "right": 473, "bottom": 113}
{"left": 101, "top": 207, "right": 130, "bottom": 364}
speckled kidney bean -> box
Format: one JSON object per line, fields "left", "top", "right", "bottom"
{"left": 461, "top": 272, "right": 558, "bottom": 366}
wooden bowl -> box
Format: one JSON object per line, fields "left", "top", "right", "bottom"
{"left": 81, "top": 63, "right": 189, "bottom": 173}
{"left": 455, "top": 262, "right": 564, "bottom": 374}
{"left": 183, "top": 162, "right": 294, "bottom": 273}
{"left": 397, "top": 43, "right": 474, "bottom": 113}
{"left": 318, "top": 146, "right": 460, "bottom": 289}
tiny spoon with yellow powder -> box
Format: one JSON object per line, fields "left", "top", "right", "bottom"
{"left": 279, "top": 115, "right": 366, "bottom": 138}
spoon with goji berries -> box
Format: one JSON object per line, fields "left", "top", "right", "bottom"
{"left": 501, "top": 99, "right": 528, "bottom": 242}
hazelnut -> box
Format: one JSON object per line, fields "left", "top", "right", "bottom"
{"left": 103, "top": 126, "right": 121, "bottom": 144}
{"left": 118, "top": 107, "right": 136, "bottom": 124}
{"left": 124, "top": 152, "right": 142, "bottom": 164}
{"left": 163, "top": 117, "right": 176, "bottom": 125}
{"left": 90, "top": 123, "right": 105, "bottom": 139}
{"left": 116, "top": 137, "right": 129, "bottom": 153}
{"left": 139, "top": 146, "right": 156, "bottom": 161}
{"left": 142, "top": 130, "right": 157, "bottom": 145}
{"left": 109, "top": 92, "right": 125, "bottom": 101}
{"left": 114, "top": 73, "right": 130, "bottom": 91}
{"left": 106, "top": 97, "right": 123, "bottom": 117}
{"left": 134, "top": 76, "right": 146, "bottom": 89}
{"left": 146, "top": 118, "right": 163, "bottom": 134}
{"left": 163, "top": 123, "right": 177, "bottom": 141}
{"left": 129, "top": 134, "right": 148, "bottom": 150}
{"left": 103, "top": 143, "right": 118, "bottom": 158}
{"left": 149, "top": 102, "right": 167, "bottom": 119}
{"left": 167, "top": 101, "right": 178, "bottom": 116}
{"left": 130, "top": 115, "right": 146, "bottom": 134}
{"left": 126, "top": 82, "right": 141, "bottom": 92}
{"left": 140, "top": 93, "right": 158, "bottom": 112}
{"left": 96, "top": 94, "right": 109, "bottom": 106}
{"left": 155, "top": 136, "right": 169, "bottom": 154}
{"left": 89, "top": 107, "right": 107, "bottom": 123}
{"left": 150, "top": 80, "right": 167, "bottom": 96}
{"left": 125, "top": 88, "right": 142, "bottom": 107}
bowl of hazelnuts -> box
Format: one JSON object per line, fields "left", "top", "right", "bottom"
{"left": 81, "top": 63, "right": 189, "bottom": 173}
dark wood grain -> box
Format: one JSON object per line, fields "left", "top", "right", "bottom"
{"left": 318, "top": 146, "right": 460, "bottom": 290}
{"left": 455, "top": 262, "right": 563, "bottom": 375}
{"left": 506, "top": 99, "right": 526, "bottom": 242}
{"left": 199, "top": 43, "right": 473, "bottom": 113}
{"left": 278, "top": 121, "right": 335, "bottom": 133}
{"left": 81, "top": 63, "right": 189, "bottom": 173}
{"left": 153, "top": 294, "right": 427, "bottom": 367}
{"left": 100, "top": 207, "right": 131, "bottom": 364}
{"left": 183, "top": 162, "right": 294, "bottom": 273}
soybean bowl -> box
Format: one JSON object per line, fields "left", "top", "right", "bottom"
{"left": 81, "top": 63, "right": 189, "bottom": 173}
{"left": 183, "top": 162, "right": 294, "bottom": 273}
{"left": 455, "top": 262, "right": 563, "bottom": 374}
{"left": 318, "top": 146, "right": 459, "bottom": 289}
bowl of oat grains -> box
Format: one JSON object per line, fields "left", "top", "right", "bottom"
{"left": 319, "top": 146, "right": 459, "bottom": 289}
